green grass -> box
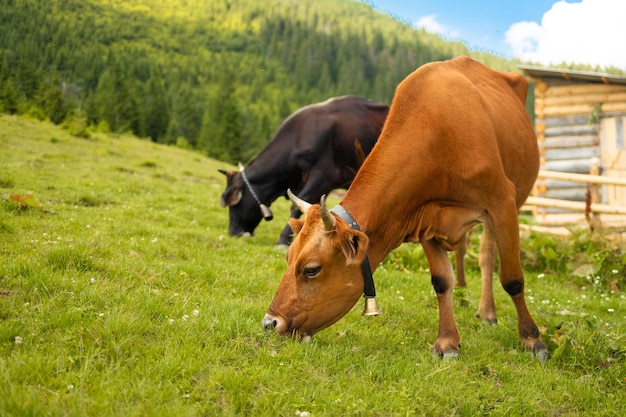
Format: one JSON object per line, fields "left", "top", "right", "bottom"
{"left": 1, "top": 114, "right": 624, "bottom": 416}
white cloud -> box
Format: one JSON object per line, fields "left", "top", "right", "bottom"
{"left": 414, "top": 15, "right": 459, "bottom": 39}
{"left": 415, "top": 15, "right": 445, "bottom": 33}
{"left": 505, "top": 0, "right": 626, "bottom": 69}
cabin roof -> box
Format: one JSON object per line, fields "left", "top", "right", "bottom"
{"left": 519, "top": 65, "right": 626, "bottom": 86}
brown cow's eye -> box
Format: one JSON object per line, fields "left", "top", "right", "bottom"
{"left": 303, "top": 265, "right": 321, "bottom": 278}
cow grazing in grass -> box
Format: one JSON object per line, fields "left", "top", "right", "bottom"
{"left": 219, "top": 96, "right": 389, "bottom": 248}
{"left": 262, "top": 56, "right": 548, "bottom": 360}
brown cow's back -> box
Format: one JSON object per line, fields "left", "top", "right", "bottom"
{"left": 345, "top": 56, "right": 538, "bottom": 263}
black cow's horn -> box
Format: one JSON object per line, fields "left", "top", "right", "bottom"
{"left": 319, "top": 195, "right": 336, "bottom": 231}
{"left": 287, "top": 189, "right": 311, "bottom": 214}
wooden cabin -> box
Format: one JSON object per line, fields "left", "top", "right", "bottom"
{"left": 519, "top": 65, "right": 626, "bottom": 227}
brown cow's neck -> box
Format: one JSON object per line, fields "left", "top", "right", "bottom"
{"left": 340, "top": 190, "right": 408, "bottom": 272}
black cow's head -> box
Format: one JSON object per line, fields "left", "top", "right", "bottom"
{"left": 218, "top": 166, "right": 272, "bottom": 237}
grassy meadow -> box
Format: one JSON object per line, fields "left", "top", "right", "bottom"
{"left": 0, "top": 114, "right": 624, "bottom": 416}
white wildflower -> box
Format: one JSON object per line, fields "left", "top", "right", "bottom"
{"left": 182, "top": 315, "right": 189, "bottom": 321}
{"left": 192, "top": 309, "right": 200, "bottom": 316}
{"left": 14, "top": 336, "right": 23, "bottom": 345}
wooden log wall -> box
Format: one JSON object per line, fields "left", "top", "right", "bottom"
{"left": 530, "top": 78, "right": 626, "bottom": 217}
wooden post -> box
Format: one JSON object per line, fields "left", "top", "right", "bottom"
{"left": 588, "top": 157, "right": 601, "bottom": 231}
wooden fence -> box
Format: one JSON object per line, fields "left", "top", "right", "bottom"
{"left": 524, "top": 170, "right": 626, "bottom": 225}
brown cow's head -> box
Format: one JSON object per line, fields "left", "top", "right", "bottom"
{"left": 262, "top": 191, "right": 368, "bottom": 340}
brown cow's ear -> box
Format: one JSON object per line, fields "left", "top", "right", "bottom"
{"left": 289, "top": 218, "right": 305, "bottom": 234}
{"left": 339, "top": 229, "right": 368, "bottom": 266}
{"left": 220, "top": 189, "right": 242, "bottom": 207}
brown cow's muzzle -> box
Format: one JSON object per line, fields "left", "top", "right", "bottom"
{"left": 262, "top": 313, "right": 312, "bottom": 342}
{"left": 262, "top": 313, "right": 282, "bottom": 333}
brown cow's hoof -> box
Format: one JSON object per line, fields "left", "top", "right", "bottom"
{"left": 529, "top": 341, "right": 549, "bottom": 363}
{"left": 475, "top": 311, "right": 497, "bottom": 325}
{"left": 432, "top": 338, "right": 461, "bottom": 359}
{"left": 477, "top": 314, "right": 498, "bottom": 326}
{"left": 522, "top": 337, "right": 549, "bottom": 362}
{"left": 443, "top": 351, "right": 460, "bottom": 360}
{"left": 533, "top": 348, "right": 549, "bottom": 363}
{"left": 432, "top": 348, "right": 460, "bottom": 360}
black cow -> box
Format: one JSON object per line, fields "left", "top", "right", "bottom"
{"left": 219, "top": 95, "right": 389, "bottom": 248}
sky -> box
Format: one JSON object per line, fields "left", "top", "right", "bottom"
{"left": 365, "top": 0, "right": 626, "bottom": 70}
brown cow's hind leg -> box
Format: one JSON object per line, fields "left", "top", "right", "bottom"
{"left": 492, "top": 207, "right": 548, "bottom": 361}
{"left": 454, "top": 236, "right": 467, "bottom": 287}
{"left": 476, "top": 226, "right": 497, "bottom": 324}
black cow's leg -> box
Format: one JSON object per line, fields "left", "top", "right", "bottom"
{"left": 275, "top": 206, "right": 302, "bottom": 249}
{"left": 276, "top": 224, "right": 294, "bottom": 249}
{"left": 275, "top": 175, "right": 329, "bottom": 249}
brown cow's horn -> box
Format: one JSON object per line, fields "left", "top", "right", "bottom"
{"left": 287, "top": 189, "right": 311, "bottom": 214}
{"left": 319, "top": 194, "right": 336, "bottom": 231}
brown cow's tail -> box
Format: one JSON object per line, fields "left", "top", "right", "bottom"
{"left": 501, "top": 72, "right": 529, "bottom": 104}
{"left": 354, "top": 139, "right": 366, "bottom": 167}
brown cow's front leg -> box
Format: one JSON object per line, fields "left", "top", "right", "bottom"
{"left": 476, "top": 226, "right": 497, "bottom": 324}
{"left": 492, "top": 208, "right": 548, "bottom": 361}
{"left": 422, "top": 239, "right": 460, "bottom": 358}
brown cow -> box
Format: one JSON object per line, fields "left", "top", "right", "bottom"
{"left": 262, "top": 56, "right": 548, "bottom": 360}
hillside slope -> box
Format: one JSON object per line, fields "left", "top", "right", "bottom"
{"left": 0, "top": 115, "right": 624, "bottom": 416}
{"left": 0, "top": 0, "right": 513, "bottom": 163}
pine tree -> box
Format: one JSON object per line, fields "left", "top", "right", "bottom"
{"left": 93, "top": 59, "right": 139, "bottom": 133}
{"left": 143, "top": 68, "right": 169, "bottom": 142}
{"left": 199, "top": 63, "right": 243, "bottom": 164}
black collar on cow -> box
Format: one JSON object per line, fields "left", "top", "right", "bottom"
{"left": 330, "top": 204, "right": 382, "bottom": 316}
{"left": 239, "top": 165, "right": 273, "bottom": 221}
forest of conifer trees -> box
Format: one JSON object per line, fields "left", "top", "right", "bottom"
{"left": 2, "top": 0, "right": 618, "bottom": 163}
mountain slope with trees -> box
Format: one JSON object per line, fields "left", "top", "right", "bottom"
{"left": 0, "top": 0, "right": 573, "bottom": 162}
